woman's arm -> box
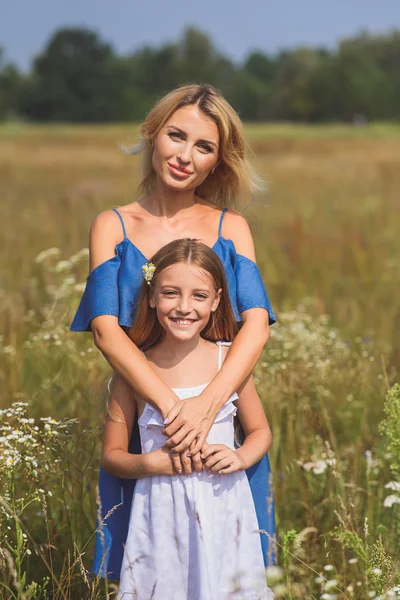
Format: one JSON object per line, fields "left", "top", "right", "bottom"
{"left": 89, "top": 211, "right": 178, "bottom": 419}
{"left": 201, "top": 375, "right": 272, "bottom": 474}
{"left": 163, "top": 212, "right": 271, "bottom": 453}
{"left": 101, "top": 374, "right": 176, "bottom": 478}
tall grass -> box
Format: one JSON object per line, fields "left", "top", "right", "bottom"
{"left": 0, "top": 124, "right": 399, "bottom": 598}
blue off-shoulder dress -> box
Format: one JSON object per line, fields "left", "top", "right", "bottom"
{"left": 70, "top": 208, "right": 277, "bottom": 578}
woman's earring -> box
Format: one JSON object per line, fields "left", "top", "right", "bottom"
{"left": 211, "top": 166, "right": 216, "bottom": 175}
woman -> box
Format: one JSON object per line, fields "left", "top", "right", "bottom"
{"left": 71, "top": 83, "right": 277, "bottom": 578}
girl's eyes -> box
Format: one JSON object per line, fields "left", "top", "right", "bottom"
{"left": 162, "top": 291, "right": 208, "bottom": 300}
{"left": 167, "top": 132, "right": 214, "bottom": 153}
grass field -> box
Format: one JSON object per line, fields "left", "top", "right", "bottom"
{"left": 0, "top": 123, "right": 399, "bottom": 599}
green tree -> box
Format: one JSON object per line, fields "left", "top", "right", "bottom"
{"left": 19, "top": 28, "right": 123, "bottom": 122}
{"left": 0, "top": 48, "right": 21, "bottom": 120}
{"left": 271, "top": 48, "right": 326, "bottom": 121}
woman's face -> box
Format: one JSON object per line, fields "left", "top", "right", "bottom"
{"left": 152, "top": 105, "right": 220, "bottom": 192}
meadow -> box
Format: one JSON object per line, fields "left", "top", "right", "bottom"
{"left": 0, "top": 122, "right": 399, "bottom": 599}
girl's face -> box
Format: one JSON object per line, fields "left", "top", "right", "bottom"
{"left": 150, "top": 262, "right": 221, "bottom": 342}
{"left": 152, "top": 105, "right": 220, "bottom": 192}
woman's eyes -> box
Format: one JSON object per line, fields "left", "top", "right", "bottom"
{"left": 167, "top": 132, "right": 213, "bottom": 153}
{"left": 168, "top": 131, "right": 183, "bottom": 141}
{"left": 198, "top": 143, "right": 213, "bottom": 153}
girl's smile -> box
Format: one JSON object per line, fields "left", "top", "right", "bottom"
{"left": 169, "top": 317, "right": 197, "bottom": 327}
{"left": 150, "top": 262, "right": 221, "bottom": 342}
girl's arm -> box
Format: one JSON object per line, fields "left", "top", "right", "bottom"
{"left": 101, "top": 374, "right": 199, "bottom": 477}
{"left": 89, "top": 211, "right": 179, "bottom": 419}
{"left": 164, "top": 212, "right": 271, "bottom": 454}
{"left": 101, "top": 374, "right": 176, "bottom": 478}
{"left": 201, "top": 375, "right": 272, "bottom": 474}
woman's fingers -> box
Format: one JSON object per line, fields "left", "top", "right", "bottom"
{"left": 163, "top": 424, "right": 191, "bottom": 449}
{"left": 169, "top": 429, "right": 198, "bottom": 453}
{"left": 189, "top": 427, "right": 210, "bottom": 455}
{"left": 163, "top": 412, "right": 184, "bottom": 436}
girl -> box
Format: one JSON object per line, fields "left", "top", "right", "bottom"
{"left": 102, "top": 239, "right": 274, "bottom": 600}
{"left": 70, "top": 84, "right": 276, "bottom": 576}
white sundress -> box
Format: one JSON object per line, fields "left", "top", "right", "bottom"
{"left": 118, "top": 341, "right": 274, "bottom": 600}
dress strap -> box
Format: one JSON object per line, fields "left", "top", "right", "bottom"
{"left": 218, "top": 208, "right": 228, "bottom": 237}
{"left": 216, "top": 340, "right": 232, "bottom": 370}
{"left": 112, "top": 208, "right": 127, "bottom": 239}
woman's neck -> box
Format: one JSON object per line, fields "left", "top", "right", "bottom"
{"left": 146, "top": 179, "right": 198, "bottom": 218}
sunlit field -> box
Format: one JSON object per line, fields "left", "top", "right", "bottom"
{"left": 1, "top": 123, "right": 400, "bottom": 599}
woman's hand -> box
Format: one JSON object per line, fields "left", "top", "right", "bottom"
{"left": 201, "top": 444, "right": 246, "bottom": 474}
{"left": 162, "top": 395, "right": 214, "bottom": 454}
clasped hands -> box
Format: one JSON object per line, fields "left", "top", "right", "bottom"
{"left": 161, "top": 395, "right": 244, "bottom": 475}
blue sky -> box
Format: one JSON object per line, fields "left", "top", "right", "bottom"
{"left": 1, "top": 0, "right": 400, "bottom": 70}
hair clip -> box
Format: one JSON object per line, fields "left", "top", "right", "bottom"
{"left": 142, "top": 261, "right": 156, "bottom": 285}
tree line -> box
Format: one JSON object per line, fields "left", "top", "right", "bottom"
{"left": 1, "top": 26, "right": 399, "bottom": 123}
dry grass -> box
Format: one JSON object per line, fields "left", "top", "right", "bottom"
{"left": 0, "top": 123, "right": 399, "bottom": 599}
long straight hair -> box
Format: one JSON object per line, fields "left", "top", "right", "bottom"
{"left": 129, "top": 238, "right": 245, "bottom": 446}
{"left": 129, "top": 238, "right": 238, "bottom": 351}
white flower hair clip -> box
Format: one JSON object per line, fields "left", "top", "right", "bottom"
{"left": 142, "top": 261, "right": 156, "bottom": 285}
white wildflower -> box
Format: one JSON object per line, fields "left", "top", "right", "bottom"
{"left": 385, "top": 482, "right": 400, "bottom": 491}
{"left": 313, "top": 460, "right": 328, "bottom": 474}
{"left": 35, "top": 247, "right": 60, "bottom": 263}
{"left": 54, "top": 259, "right": 73, "bottom": 272}
{"left": 384, "top": 495, "right": 400, "bottom": 508}
{"left": 70, "top": 248, "right": 89, "bottom": 264}
{"left": 265, "top": 565, "right": 283, "bottom": 583}
{"left": 74, "top": 282, "right": 86, "bottom": 293}
{"left": 2, "top": 345, "right": 16, "bottom": 356}
{"left": 323, "top": 579, "right": 338, "bottom": 591}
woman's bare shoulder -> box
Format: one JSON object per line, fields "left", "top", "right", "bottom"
{"left": 89, "top": 209, "right": 128, "bottom": 270}
{"left": 221, "top": 209, "right": 256, "bottom": 260}
{"left": 90, "top": 209, "right": 123, "bottom": 245}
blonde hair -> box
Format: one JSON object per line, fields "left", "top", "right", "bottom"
{"left": 124, "top": 84, "right": 263, "bottom": 208}
{"left": 129, "top": 238, "right": 238, "bottom": 351}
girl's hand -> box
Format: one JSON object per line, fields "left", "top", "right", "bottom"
{"left": 201, "top": 444, "right": 246, "bottom": 474}
{"left": 162, "top": 396, "right": 214, "bottom": 454}
{"left": 173, "top": 440, "right": 204, "bottom": 475}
